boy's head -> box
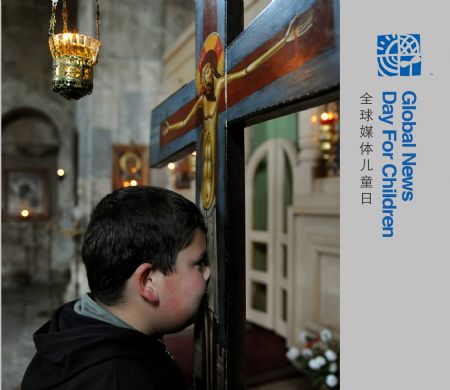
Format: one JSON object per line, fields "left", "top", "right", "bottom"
{"left": 82, "top": 186, "right": 208, "bottom": 309}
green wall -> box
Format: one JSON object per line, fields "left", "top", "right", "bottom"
{"left": 250, "top": 113, "right": 298, "bottom": 153}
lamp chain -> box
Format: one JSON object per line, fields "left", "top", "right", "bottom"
{"left": 49, "top": 0, "right": 58, "bottom": 36}
{"left": 49, "top": 0, "right": 100, "bottom": 38}
{"left": 96, "top": 0, "right": 100, "bottom": 39}
{"left": 62, "top": 0, "right": 69, "bottom": 33}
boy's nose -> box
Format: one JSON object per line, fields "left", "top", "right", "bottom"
{"left": 203, "top": 266, "right": 211, "bottom": 282}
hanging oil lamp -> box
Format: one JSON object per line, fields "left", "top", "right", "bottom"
{"left": 48, "top": 0, "right": 101, "bottom": 100}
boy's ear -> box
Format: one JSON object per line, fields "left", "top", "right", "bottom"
{"left": 134, "top": 263, "right": 159, "bottom": 304}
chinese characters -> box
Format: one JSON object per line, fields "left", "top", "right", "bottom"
{"left": 360, "top": 92, "right": 374, "bottom": 205}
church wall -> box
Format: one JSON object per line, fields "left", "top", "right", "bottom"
{"left": 2, "top": 0, "right": 77, "bottom": 287}
{"left": 75, "top": 0, "right": 194, "bottom": 215}
{"left": 2, "top": 0, "right": 194, "bottom": 291}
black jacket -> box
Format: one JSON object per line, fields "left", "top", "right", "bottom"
{"left": 22, "top": 301, "right": 188, "bottom": 390}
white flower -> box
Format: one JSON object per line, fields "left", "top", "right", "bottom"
{"left": 315, "top": 355, "right": 327, "bottom": 368}
{"left": 326, "top": 374, "right": 338, "bottom": 388}
{"left": 329, "top": 362, "right": 338, "bottom": 373}
{"left": 325, "top": 349, "right": 337, "bottom": 361}
{"left": 302, "top": 348, "right": 313, "bottom": 358}
{"left": 286, "top": 347, "right": 300, "bottom": 361}
{"left": 308, "top": 358, "right": 320, "bottom": 370}
{"left": 320, "top": 329, "right": 332, "bottom": 342}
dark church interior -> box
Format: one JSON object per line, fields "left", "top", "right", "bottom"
{"left": 2, "top": 1, "right": 339, "bottom": 389}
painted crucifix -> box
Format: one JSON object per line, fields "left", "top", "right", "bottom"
{"left": 150, "top": 0, "right": 339, "bottom": 389}
{"left": 162, "top": 12, "right": 313, "bottom": 210}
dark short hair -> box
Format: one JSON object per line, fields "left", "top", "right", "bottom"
{"left": 81, "top": 186, "right": 206, "bottom": 305}
{"left": 202, "top": 50, "right": 221, "bottom": 78}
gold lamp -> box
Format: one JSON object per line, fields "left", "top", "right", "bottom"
{"left": 48, "top": 0, "right": 101, "bottom": 100}
{"left": 319, "top": 111, "right": 339, "bottom": 176}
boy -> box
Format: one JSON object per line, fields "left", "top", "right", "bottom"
{"left": 22, "top": 186, "right": 210, "bottom": 389}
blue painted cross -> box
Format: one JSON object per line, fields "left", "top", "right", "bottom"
{"left": 150, "top": 0, "right": 339, "bottom": 388}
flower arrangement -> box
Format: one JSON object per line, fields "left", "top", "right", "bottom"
{"left": 286, "top": 328, "right": 340, "bottom": 389}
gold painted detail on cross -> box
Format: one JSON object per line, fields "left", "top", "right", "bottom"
{"left": 162, "top": 32, "right": 224, "bottom": 210}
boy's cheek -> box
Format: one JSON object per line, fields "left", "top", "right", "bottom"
{"left": 164, "top": 296, "right": 202, "bottom": 330}
{"left": 164, "top": 277, "right": 205, "bottom": 312}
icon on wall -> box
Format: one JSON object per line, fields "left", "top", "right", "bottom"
{"left": 112, "top": 145, "right": 149, "bottom": 190}
{"left": 4, "top": 169, "right": 50, "bottom": 220}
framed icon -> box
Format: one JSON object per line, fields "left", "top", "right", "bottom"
{"left": 112, "top": 145, "right": 149, "bottom": 190}
{"left": 4, "top": 168, "right": 50, "bottom": 220}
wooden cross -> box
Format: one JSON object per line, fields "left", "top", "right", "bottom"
{"left": 150, "top": 0, "right": 339, "bottom": 388}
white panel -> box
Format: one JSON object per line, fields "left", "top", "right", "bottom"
{"left": 245, "top": 138, "right": 297, "bottom": 334}
{"left": 317, "top": 253, "right": 340, "bottom": 328}
{"left": 291, "top": 213, "right": 340, "bottom": 346}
